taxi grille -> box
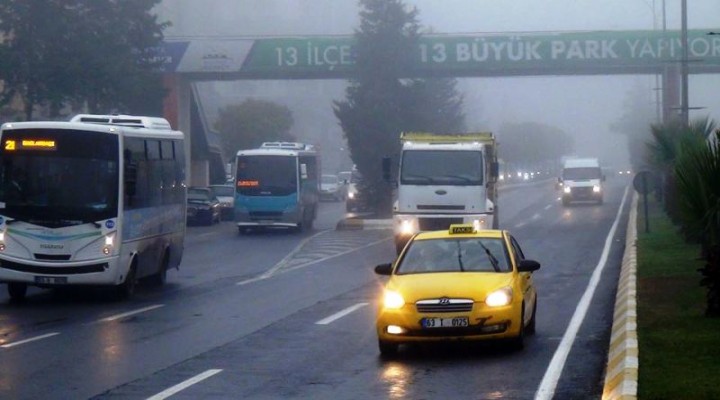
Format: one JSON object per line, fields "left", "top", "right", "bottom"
{"left": 416, "top": 298, "right": 474, "bottom": 313}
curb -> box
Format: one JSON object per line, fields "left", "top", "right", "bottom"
{"left": 602, "top": 191, "right": 639, "bottom": 400}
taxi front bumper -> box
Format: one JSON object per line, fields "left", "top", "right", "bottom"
{"left": 376, "top": 303, "right": 521, "bottom": 343}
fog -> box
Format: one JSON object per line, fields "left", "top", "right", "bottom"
{"left": 157, "top": 0, "right": 719, "bottom": 171}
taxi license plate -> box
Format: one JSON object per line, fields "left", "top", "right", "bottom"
{"left": 34, "top": 276, "right": 68, "bottom": 285}
{"left": 422, "top": 317, "right": 469, "bottom": 328}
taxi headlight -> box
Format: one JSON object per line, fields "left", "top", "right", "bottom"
{"left": 486, "top": 287, "right": 513, "bottom": 307}
{"left": 563, "top": 186, "right": 571, "bottom": 194}
{"left": 593, "top": 185, "right": 601, "bottom": 193}
{"left": 383, "top": 290, "right": 405, "bottom": 309}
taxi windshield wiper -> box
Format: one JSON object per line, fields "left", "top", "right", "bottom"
{"left": 478, "top": 241, "right": 501, "bottom": 272}
{"left": 455, "top": 241, "right": 465, "bottom": 272}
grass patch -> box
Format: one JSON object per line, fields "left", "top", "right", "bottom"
{"left": 637, "top": 197, "right": 720, "bottom": 400}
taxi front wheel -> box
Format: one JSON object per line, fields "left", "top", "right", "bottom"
{"left": 510, "top": 304, "right": 525, "bottom": 350}
{"left": 378, "top": 340, "right": 399, "bottom": 357}
{"left": 527, "top": 300, "right": 537, "bottom": 335}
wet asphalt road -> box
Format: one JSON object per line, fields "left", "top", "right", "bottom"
{"left": 0, "top": 176, "right": 632, "bottom": 400}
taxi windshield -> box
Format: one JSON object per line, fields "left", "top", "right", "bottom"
{"left": 397, "top": 238, "right": 511, "bottom": 274}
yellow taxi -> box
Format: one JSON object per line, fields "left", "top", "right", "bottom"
{"left": 374, "top": 224, "right": 540, "bottom": 356}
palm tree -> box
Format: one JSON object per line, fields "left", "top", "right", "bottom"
{"left": 646, "top": 117, "right": 716, "bottom": 223}
{"left": 674, "top": 129, "right": 720, "bottom": 316}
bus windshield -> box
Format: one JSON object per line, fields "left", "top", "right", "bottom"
{"left": 401, "top": 150, "right": 483, "bottom": 186}
{"left": 236, "top": 155, "right": 297, "bottom": 196}
{"left": 0, "top": 129, "right": 119, "bottom": 227}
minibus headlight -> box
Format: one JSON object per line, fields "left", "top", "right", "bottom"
{"left": 103, "top": 233, "right": 115, "bottom": 255}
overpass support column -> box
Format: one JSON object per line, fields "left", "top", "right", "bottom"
{"left": 162, "top": 74, "right": 193, "bottom": 186}
{"left": 178, "top": 76, "right": 194, "bottom": 186}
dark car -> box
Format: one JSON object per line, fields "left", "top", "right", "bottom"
{"left": 209, "top": 184, "right": 235, "bottom": 220}
{"left": 345, "top": 170, "right": 369, "bottom": 212}
{"left": 187, "top": 187, "right": 221, "bottom": 225}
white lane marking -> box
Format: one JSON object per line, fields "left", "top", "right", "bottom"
{"left": 531, "top": 213, "right": 541, "bottom": 220}
{"left": 99, "top": 304, "right": 165, "bottom": 322}
{"left": 1, "top": 332, "right": 60, "bottom": 349}
{"left": 544, "top": 204, "right": 552, "bottom": 210}
{"left": 514, "top": 222, "right": 527, "bottom": 229}
{"left": 280, "top": 237, "right": 392, "bottom": 274}
{"left": 316, "top": 303, "right": 369, "bottom": 325}
{"left": 535, "top": 185, "right": 630, "bottom": 400}
{"left": 236, "top": 230, "right": 329, "bottom": 286}
{"left": 197, "top": 232, "right": 218, "bottom": 238}
{"left": 146, "top": 369, "right": 223, "bottom": 400}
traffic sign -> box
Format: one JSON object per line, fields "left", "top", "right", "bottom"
{"left": 633, "top": 170, "right": 653, "bottom": 195}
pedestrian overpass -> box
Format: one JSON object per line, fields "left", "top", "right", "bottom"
{"left": 159, "top": 29, "right": 720, "bottom": 185}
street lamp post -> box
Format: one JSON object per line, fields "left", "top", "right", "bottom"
{"left": 643, "top": 0, "right": 663, "bottom": 123}
{"left": 680, "top": 0, "right": 689, "bottom": 126}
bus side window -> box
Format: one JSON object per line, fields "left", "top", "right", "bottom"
{"left": 124, "top": 149, "right": 137, "bottom": 198}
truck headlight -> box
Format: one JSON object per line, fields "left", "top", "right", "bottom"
{"left": 383, "top": 290, "right": 405, "bottom": 309}
{"left": 399, "top": 219, "right": 417, "bottom": 235}
{"left": 473, "top": 219, "right": 485, "bottom": 231}
{"left": 563, "top": 186, "right": 571, "bottom": 194}
{"left": 593, "top": 185, "right": 601, "bottom": 193}
{"left": 486, "top": 287, "right": 513, "bottom": 307}
{"left": 347, "top": 191, "right": 355, "bottom": 199}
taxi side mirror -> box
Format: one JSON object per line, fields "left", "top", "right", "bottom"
{"left": 374, "top": 263, "right": 393, "bottom": 275}
{"left": 517, "top": 259, "right": 541, "bottom": 272}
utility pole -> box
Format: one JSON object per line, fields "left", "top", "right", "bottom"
{"left": 680, "top": 0, "right": 689, "bottom": 126}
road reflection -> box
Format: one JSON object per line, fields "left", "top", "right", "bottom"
{"left": 381, "top": 363, "right": 410, "bottom": 399}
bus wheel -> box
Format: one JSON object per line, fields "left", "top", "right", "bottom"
{"left": 149, "top": 252, "right": 169, "bottom": 286}
{"left": 304, "top": 212, "right": 314, "bottom": 230}
{"left": 8, "top": 282, "right": 28, "bottom": 301}
{"left": 115, "top": 264, "right": 137, "bottom": 300}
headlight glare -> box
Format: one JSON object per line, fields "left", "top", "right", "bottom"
{"left": 563, "top": 186, "right": 571, "bottom": 193}
{"left": 593, "top": 185, "right": 601, "bottom": 193}
{"left": 383, "top": 290, "right": 405, "bottom": 309}
{"left": 486, "top": 287, "right": 513, "bottom": 307}
{"left": 399, "top": 219, "right": 416, "bottom": 235}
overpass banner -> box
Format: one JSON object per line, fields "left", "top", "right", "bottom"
{"left": 159, "top": 29, "right": 720, "bottom": 78}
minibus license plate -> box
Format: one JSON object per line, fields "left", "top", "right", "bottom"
{"left": 35, "top": 276, "right": 68, "bottom": 285}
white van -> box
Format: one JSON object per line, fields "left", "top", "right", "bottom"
{"left": 559, "top": 158, "right": 604, "bottom": 205}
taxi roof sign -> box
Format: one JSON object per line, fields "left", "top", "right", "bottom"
{"left": 449, "top": 224, "right": 475, "bottom": 234}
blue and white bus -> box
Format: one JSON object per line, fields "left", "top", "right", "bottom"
{"left": 234, "top": 142, "right": 319, "bottom": 234}
{"left": 0, "top": 114, "right": 186, "bottom": 300}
